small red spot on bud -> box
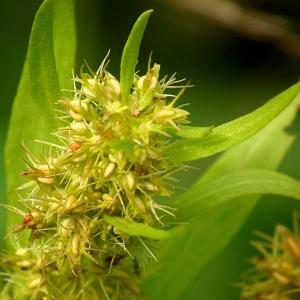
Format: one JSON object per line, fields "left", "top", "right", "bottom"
{"left": 21, "top": 171, "right": 30, "bottom": 177}
{"left": 136, "top": 165, "right": 146, "bottom": 175}
{"left": 23, "top": 214, "right": 33, "bottom": 225}
{"left": 68, "top": 142, "right": 81, "bottom": 152}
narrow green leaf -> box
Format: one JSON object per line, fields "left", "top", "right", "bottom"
{"left": 120, "top": 10, "right": 153, "bottom": 103}
{"left": 172, "top": 170, "right": 300, "bottom": 222}
{"left": 103, "top": 215, "right": 169, "bottom": 240}
{"left": 144, "top": 84, "right": 300, "bottom": 300}
{"left": 52, "top": 0, "right": 76, "bottom": 90}
{"left": 163, "top": 83, "right": 300, "bottom": 162}
{"left": 27, "top": 2, "right": 60, "bottom": 127}
{"left": 167, "top": 125, "right": 214, "bottom": 139}
{"left": 5, "top": 0, "right": 76, "bottom": 228}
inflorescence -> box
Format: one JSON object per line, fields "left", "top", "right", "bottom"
{"left": 241, "top": 214, "right": 300, "bottom": 300}
{"left": 0, "top": 56, "right": 189, "bottom": 300}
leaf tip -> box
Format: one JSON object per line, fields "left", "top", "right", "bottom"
{"left": 120, "top": 9, "right": 154, "bottom": 103}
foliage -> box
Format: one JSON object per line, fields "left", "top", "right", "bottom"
{"left": 5, "top": 0, "right": 76, "bottom": 228}
{"left": 1, "top": 1, "right": 300, "bottom": 299}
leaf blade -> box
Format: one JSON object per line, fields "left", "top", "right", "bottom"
{"left": 164, "top": 83, "right": 299, "bottom": 163}
{"left": 173, "top": 170, "right": 300, "bottom": 222}
{"left": 52, "top": 0, "right": 76, "bottom": 90}
{"left": 120, "top": 10, "right": 153, "bottom": 103}
{"left": 4, "top": 0, "right": 76, "bottom": 229}
{"left": 144, "top": 84, "right": 300, "bottom": 300}
{"left": 27, "top": 0, "right": 60, "bottom": 128}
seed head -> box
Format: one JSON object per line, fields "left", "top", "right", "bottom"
{"left": 241, "top": 214, "right": 300, "bottom": 300}
{"left": 1, "top": 54, "right": 190, "bottom": 299}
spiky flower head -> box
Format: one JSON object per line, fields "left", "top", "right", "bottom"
{"left": 0, "top": 54, "right": 190, "bottom": 299}
{"left": 240, "top": 213, "right": 300, "bottom": 300}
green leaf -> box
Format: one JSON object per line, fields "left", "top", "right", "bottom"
{"left": 103, "top": 215, "right": 169, "bottom": 240}
{"left": 144, "top": 84, "right": 300, "bottom": 300}
{"left": 172, "top": 169, "right": 300, "bottom": 222}
{"left": 52, "top": 0, "right": 76, "bottom": 91}
{"left": 163, "top": 83, "right": 300, "bottom": 163}
{"left": 120, "top": 10, "right": 153, "bottom": 104}
{"left": 167, "top": 125, "right": 214, "bottom": 139}
{"left": 4, "top": 0, "right": 76, "bottom": 227}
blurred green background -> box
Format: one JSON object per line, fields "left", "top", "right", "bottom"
{"left": 0, "top": 0, "right": 300, "bottom": 299}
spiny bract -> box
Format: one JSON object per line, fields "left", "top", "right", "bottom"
{"left": 0, "top": 56, "right": 190, "bottom": 300}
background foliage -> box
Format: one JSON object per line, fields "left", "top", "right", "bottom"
{"left": 1, "top": 1, "right": 300, "bottom": 299}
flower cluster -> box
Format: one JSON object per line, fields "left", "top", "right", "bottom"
{"left": 241, "top": 215, "right": 300, "bottom": 300}
{"left": 0, "top": 57, "right": 189, "bottom": 299}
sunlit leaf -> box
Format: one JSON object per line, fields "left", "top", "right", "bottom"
{"left": 4, "top": 0, "right": 76, "bottom": 228}
{"left": 167, "top": 125, "right": 213, "bottom": 139}
{"left": 144, "top": 84, "right": 300, "bottom": 300}
{"left": 120, "top": 10, "right": 153, "bottom": 104}
{"left": 52, "top": 0, "right": 76, "bottom": 91}
{"left": 164, "top": 83, "right": 300, "bottom": 162}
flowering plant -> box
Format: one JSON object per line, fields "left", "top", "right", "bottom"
{"left": 1, "top": 2, "right": 300, "bottom": 299}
